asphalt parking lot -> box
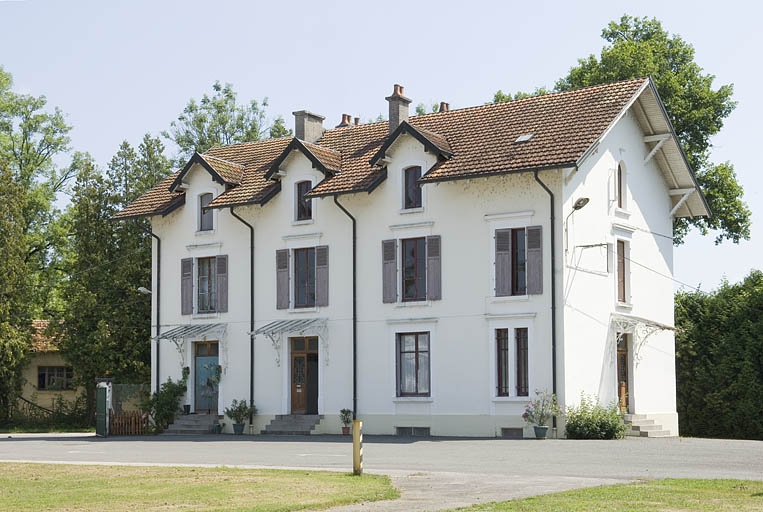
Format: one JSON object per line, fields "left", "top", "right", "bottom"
{"left": 2, "top": 434, "right": 762, "bottom": 510}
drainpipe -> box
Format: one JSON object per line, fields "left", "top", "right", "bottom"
{"left": 533, "top": 170, "right": 558, "bottom": 429}
{"left": 144, "top": 227, "right": 161, "bottom": 394}
{"left": 332, "top": 195, "right": 357, "bottom": 419}
{"left": 230, "top": 207, "right": 256, "bottom": 423}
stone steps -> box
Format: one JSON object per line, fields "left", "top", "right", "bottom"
{"left": 261, "top": 414, "right": 322, "bottom": 435}
{"left": 623, "top": 414, "right": 672, "bottom": 438}
{"left": 163, "top": 413, "right": 218, "bottom": 435}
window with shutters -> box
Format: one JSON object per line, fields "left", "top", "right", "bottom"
{"left": 199, "top": 193, "right": 214, "bottom": 231}
{"left": 382, "top": 236, "right": 441, "bottom": 304}
{"left": 496, "top": 327, "right": 529, "bottom": 397}
{"left": 276, "top": 246, "right": 329, "bottom": 310}
{"left": 396, "top": 332, "right": 430, "bottom": 396}
{"left": 38, "top": 366, "right": 73, "bottom": 391}
{"left": 403, "top": 166, "right": 422, "bottom": 209}
{"left": 495, "top": 226, "right": 542, "bottom": 297}
{"left": 181, "top": 256, "right": 228, "bottom": 315}
{"left": 295, "top": 180, "right": 313, "bottom": 221}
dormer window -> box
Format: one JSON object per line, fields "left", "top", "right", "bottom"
{"left": 403, "top": 166, "right": 422, "bottom": 209}
{"left": 296, "top": 180, "right": 313, "bottom": 221}
{"left": 199, "top": 193, "right": 213, "bottom": 231}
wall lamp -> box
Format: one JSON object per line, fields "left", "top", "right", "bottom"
{"left": 565, "top": 197, "right": 590, "bottom": 253}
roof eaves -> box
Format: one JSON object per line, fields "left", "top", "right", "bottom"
{"left": 170, "top": 152, "right": 231, "bottom": 192}
{"left": 419, "top": 163, "right": 575, "bottom": 184}
{"left": 265, "top": 138, "right": 338, "bottom": 180}
{"left": 369, "top": 121, "right": 452, "bottom": 167}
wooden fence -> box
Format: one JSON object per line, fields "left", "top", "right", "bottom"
{"left": 109, "top": 410, "right": 148, "bottom": 436}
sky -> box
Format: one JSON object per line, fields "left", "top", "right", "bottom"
{"left": 1, "top": 0, "right": 760, "bottom": 293}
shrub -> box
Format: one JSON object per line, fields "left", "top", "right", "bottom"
{"left": 565, "top": 393, "right": 627, "bottom": 439}
{"left": 140, "top": 376, "right": 187, "bottom": 433}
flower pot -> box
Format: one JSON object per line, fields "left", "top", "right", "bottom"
{"left": 341, "top": 426, "right": 350, "bottom": 435}
{"left": 214, "top": 424, "right": 223, "bottom": 434}
{"left": 183, "top": 404, "right": 191, "bottom": 415}
{"left": 233, "top": 423, "right": 245, "bottom": 435}
{"left": 533, "top": 425, "right": 550, "bottom": 439}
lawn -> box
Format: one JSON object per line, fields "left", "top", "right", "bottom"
{"left": 0, "top": 463, "right": 398, "bottom": 512}
{"left": 457, "top": 479, "right": 763, "bottom": 511}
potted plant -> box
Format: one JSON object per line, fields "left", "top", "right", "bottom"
{"left": 339, "top": 408, "right": 353, "bottom": 435}
{"left": 224, "top": 399, "right": 257, "bottom": 435}
{"left": 522, "top": 390, "right": 561, "bottom": 439}
{"left": 181, "top": 367, "right": 191, "bottom": 414}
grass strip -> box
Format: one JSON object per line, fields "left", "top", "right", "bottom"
{"left": 0, "top": 462, "right": 398, "bottom": 511}
{"left": 457, "top": 478, "right": 763, "bottom": 511}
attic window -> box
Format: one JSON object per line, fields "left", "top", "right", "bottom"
{"left": 514, "top": 133, "right": 534, "bottom": 143}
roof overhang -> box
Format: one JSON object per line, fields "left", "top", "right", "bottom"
{"left": 169, "top": 153, "right": 242, "bottom": 192}
{"left": 265, "top": 138, "right": 340, "bottom": 180}
{"left": 369, "top": 121, "right": 453, "bottom": 167}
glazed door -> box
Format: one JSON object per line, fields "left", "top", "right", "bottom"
{"left": 290, "top": 337, "right": 318, "bottom": 414}
{"left": 616, "top": 333, "right": 630, "bottom": 413}
{"left": 195, "top": 341, "right": 219, "bottom": 413}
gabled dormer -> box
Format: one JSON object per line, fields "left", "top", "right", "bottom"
{"left": 169, "top": 152, "right": 243, "bottom": 193}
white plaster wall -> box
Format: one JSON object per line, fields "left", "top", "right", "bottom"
{"left": 561, "top": 111, "right": 679, "bottom": 434}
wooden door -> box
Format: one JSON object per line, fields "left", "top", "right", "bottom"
{"left": 290, "top": 337, "right": 318, "bottom": 414}
{"left": 616, "top": 333, "right": 629, "bottom": 413}
{"left": 195, "top": 341, "right": 219, "bottom": 413}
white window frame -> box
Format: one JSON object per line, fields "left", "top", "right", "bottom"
{"left": 399, "top": 159, "right": 427, "bottom": 214}
{"left": 615, "top": 237, "right": 631, "bottom": 307}
{"left": 197, "top": 191, "right": 217, "bottom": 234}
{"left": 293, "top": 177, "right": 316, "bottom": 225}
{"left": 485, "top": 210, "right": 535, "bottom": 303}
{"left": 388, "top": 318, "right": 437, "bottom": 403}
{"left": 487, "top": 315, "right": 535, "bottom": 403}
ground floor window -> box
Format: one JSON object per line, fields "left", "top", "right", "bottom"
{"left": 496, "top": 328, "right": 528, "bottom": 397}
{"left": 38, "top": 366, "right": 73, "bottom": 390}
{"left": 396, "top": 332, "right": 430, "bottom": 396}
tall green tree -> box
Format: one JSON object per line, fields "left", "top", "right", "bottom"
{"left": 0, "top": 66, "right": 73, "bottom": 316}
{"left": 163, "top": 81, "right": 291, "bottom": 164}
{"left": 494, "top": 16, "right": 751, "bottom": 245}
{"left": 0, "top": 163, "right": 31, "bottom": 423}
{"left": 675, "top": 270, "right": 763, "bottom": 439}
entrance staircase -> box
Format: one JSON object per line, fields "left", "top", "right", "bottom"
{"left": 162, "top": 413, "right": 218, "bottom": 435}
{"left": 261, "top": 414, "right": 323, "bottom": 435}
{"left": 623, "top": 414, "right": 671, "bottom": 438}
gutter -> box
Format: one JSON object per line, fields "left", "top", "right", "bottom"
{"left": 229, "top": 207, "right": 256, "bottom": 423}
{"left": 142, "top": 227, "right": 162, "bottom": 394}
{"left": 332, "top": 195, "right": 358, "bottom": 419}
{"left": 533, "top": 170, "right": 558, "bottom": 429}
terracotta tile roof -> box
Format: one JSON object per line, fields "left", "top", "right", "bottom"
{"left": 199, "top": 154, "right": 244, "bottom": 184}
{"left": 113, "top": 171, "right": 185, "bottom": 219}
{"left": 118, "top": 79, "right": 648, "bottom": 215}
{"left": 31, "top": 320, "right": 58, "bottom": 352}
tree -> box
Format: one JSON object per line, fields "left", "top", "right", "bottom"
{"left": 0, "top": 162, "right": 31, "bottom": 423}
{"left": 0, "top": 66, "right": 73, "bottom": 316}
{"left": 58, "top": 140, "right": 171, "bottom": 415}
{"left": 675, "top": 270, "right": 763, "bottom": 439}
{"left": 163, "top": 81, "right": 291, "bottom": 164}
{"left": 494, "top": 16, "right": 751, "bottom": 245}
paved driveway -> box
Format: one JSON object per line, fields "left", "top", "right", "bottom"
{"left": 2, "top": 434, "right": 762, "bottom": 510}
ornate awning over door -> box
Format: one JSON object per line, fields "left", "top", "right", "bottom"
{"left": 251, "top": 318, "right": 328, "bottom": 367}
{"left": 155, "top": 323, "right": 227, "bottom": 341}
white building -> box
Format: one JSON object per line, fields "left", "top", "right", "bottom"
{"left": 116, "top": 79, "right": 708, "bottom": 437}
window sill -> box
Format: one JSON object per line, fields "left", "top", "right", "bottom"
{"left": 393, "top": 397, "right": 432, "bottom": 403}
{"left": 399, "top": 206, "right": 424, "bottom": 215}
{"left": 490, "top": 294, "right": 530, "bottom": 303}
{"left": 291, "top": 219, "right": 314, "bottom": 226}
{"left": 614, "top": 208, "right": 631, "bottom": 220}
{"left": 395, "top": 300, "right": 431, "bottom": 308}
{"left": 492, "top": 396, "right": 531, "bottom": 403}
{"left": 289, "top": 306, "right": 318, "bottom": 313}
{"left": 193, "top": 312, "right": 220, "bottom": 319}
{"left": 616, "top": 301, "right": 633, "bottom": 311}
{"left": 195, "top": 229, "right": 216, "bottom": 236}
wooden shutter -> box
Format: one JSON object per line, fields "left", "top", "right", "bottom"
{"left": 181, "top": 258, "right": 193, "bottom": 315}
{"left": 495, "top": 229, "right": 511, "bottom": 297}
{"left": 426, "top": 235, "right": 441, "bottom": 300}
{"left": 382, "top": 239, "right": 397, "bottom": 303}
{"left": 276, "top": 249, "right": 289, "bottom": 310}
{"left": 315, "top": 245, "right": 329, "bottom": 307}
{"left": 526, "top": 226, "right": 543, "bottom": 294}
{"left": 216, "top": 255, "right": 228, "bottom": 313}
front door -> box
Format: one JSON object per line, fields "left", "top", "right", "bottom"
{"left": 616, "top": 333, "right": 630, "bottom": 413}
{"left": 195, "top": 341, "right": 219, "bottom": 413}
{"left": 290, "top": 337, "right": 318, "bottom": 414}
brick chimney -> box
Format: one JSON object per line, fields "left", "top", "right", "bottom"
{"left": 386, "top": 84, "right": 411, "bottom": 133}
{"left": 335, "top": 113, "right": 352, "bottom": 128}
{"left": 293, "top": 110, "right": 325, "bottom": 143}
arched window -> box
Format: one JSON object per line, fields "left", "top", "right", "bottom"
{"left": 199, "top": 193, "right": 213, "bottom": 231}
{"left": 617, "top": 162, "right": 626, "bottom": 210}
{"left": 296, "top": 180, "right": 313, "bottom": 220}
{"left": 403, "top": 166, "right": 422, "bottom": 209}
